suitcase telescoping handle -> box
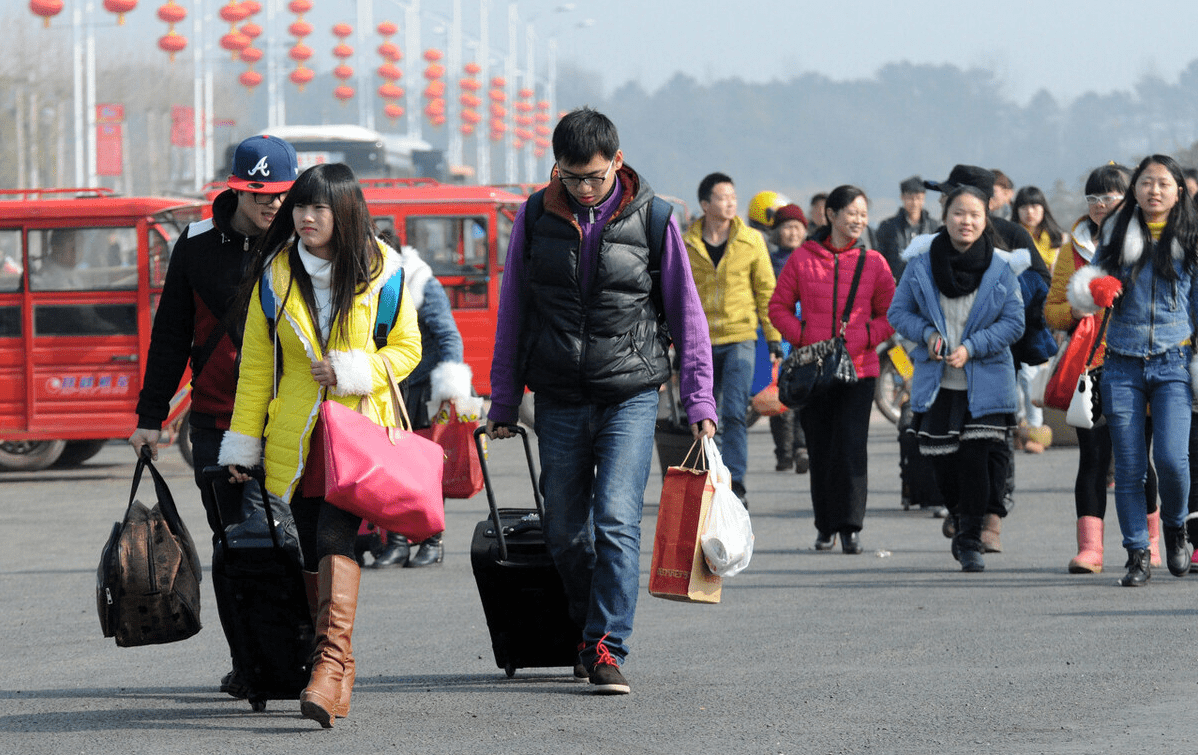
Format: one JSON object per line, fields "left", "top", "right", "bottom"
{"left": 473, "top": 424, "right": 543, "bottom": 563}
{"left": 201, "top": 465, "right": 285, "bottom": 553}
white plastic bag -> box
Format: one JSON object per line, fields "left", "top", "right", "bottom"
{"left": 699, "top": 437, "right": 754, "bottom": 577}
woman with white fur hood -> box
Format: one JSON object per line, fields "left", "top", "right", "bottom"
{"left": 887, "top": 185, "right": 1027, "bottom": 572}
{"left": 1066, "top": 154, "right": 1198, "bottom": 588}
{"left": 367, "top": 231, "right": 472, "bottom": 568}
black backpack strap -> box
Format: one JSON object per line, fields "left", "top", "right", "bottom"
{"left": 522, "top": 189, "right": 546, "bottom": 263}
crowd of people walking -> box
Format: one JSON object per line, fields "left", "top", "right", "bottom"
{"left": 127, "top": 108, "right": 1198, "bottom": 719}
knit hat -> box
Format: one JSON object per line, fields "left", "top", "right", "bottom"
{"left": 227, "top": 135, "right": 299, "bottom": 192}
{"left": 924, "top": 165, "right": 995, "bottom": 201}
{"left": 899, "top": 176, "right": 925, "bottom": 195}
{"left": 772, "top": 203, "right": 808, "bottom": 227}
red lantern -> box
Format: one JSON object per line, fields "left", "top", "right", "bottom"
{"left": 239, "top": 70, "right": 263, "bottom": 89}
{"left": 158, "top": 29, "right": 187, "bottom": 60}
{"left": 490, "top": 76, "right": 506, "bottom": 88}
{"left": 490, "top": 131, "right": 504, "bottom": 142}
{"left": 423, "top": 63, "right": 445, "bottom": 80}
{"left": 289, "top": 19, "right": 312, "bottom": 38}
{"left": 334, "top": 85, "right": 355, "bottom": 102}
{"left": 384, "top": 104, "right": 405, "bottom": 120}
{"left": 513, "top": 139, "right": 525, "bottom": 150}
{"left": 221, "top": 31, "right": 251, "bottom": 58}
{"left": 516, "top": 128, "right": 534, "bottom": 141}
{"left": 30, "top": 0, "right": 64, "bottom": 28}
{"left": 241, "top": 0, "right": 261, "bottom": 15}
{"left": 333, "top": 43, "right": 354, "bottom": 59}
{"left": 489, "top": 118, "right": 506, "bottom": 133}
{"left": 288, "top": 0, "right": 311, "bottom": 13}
{"left": 378, "top": 63, "right": 402, "bottom": 81}
{"left": 489, "top": 89, "right": 506, "bottom": 103}
{"left": 537, "top": 100, "right": 550, "bottom": 110}
{"left": 535, "top": 137, "right": 551, "bottom": 149}
{"left": 332, "top": 22, "right": 352, "bottom": 38}
{"left": 156, "top": 0, "right": 185, "bottom": 25}
{"left": 104, "top": 0, "right": 137, "bottom": 24}
{"left": 464, "top": 62, "right": 481, "bottom": 76}
{"left": 240, "top": 46, "right": 263, "bottom": 64}
{"left": 460, "top": 77, "right": 481, "bottom": 92}
{"left": 378, "top": 42, "right": 402, "bottom": 62}
{"left": 379, "top": 83, "right": 405, "bottom": 100}
{"left": 460, "top": 93, "right": 481, "bottom": 108}
{"left": 334, "top": 64, "right": 354, "bottom": 80}
{"left": 240, "top": 21, "right": 261, "bottom": 40}
{"left": 515, "top": 115, "right": 532, "bottom": 127}
{"left": 290, "top": 66, "right": 314, "bottom": 90}
{"left": 218, "top": 0, "right": 250, "bottom": 25}
{"left": 289, "top": 43, "right": 313, "bottom": 62}
{"left": 534, "top": 111, "right": 550, "bottom": 123}
{"left": 423, "top": 48, "right": 443, "bottom": 62}
{"left": 423, "top": 81, "right": 445, "bottom": 98}
{"left": 489, "top": 103, "right": 506, "bottom": 118}
{"left": 462, "top": 109, "right": 482, "bottom": 124}
{"left": 425, "top": 99, "right": 445, "bottom": 116}
{"left": 518, "top": 88, "right": 535, "bottom": 100}
{"left": 377, "top": 20, "right": 398, "bottom": 37}
{"left": 515, "top": 101, "right": 534, "bottom": 113}
{"left": 431, "top": 114, "right": 446, "bottom": 126}
{"left": 535, "top": 125, "right": 550, "bottom": 137}
{"left": 461, "top": 124, "right": 475, "bottom": 136}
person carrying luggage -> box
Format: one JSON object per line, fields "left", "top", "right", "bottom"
{"left": 219, "top": 163, "right": 422, "bottom": 727}
{"left": 485, "top": 107, "right": 717, "bottom": 695}
{"left": 128, "top": 134, "right": 299, "bottom": 698}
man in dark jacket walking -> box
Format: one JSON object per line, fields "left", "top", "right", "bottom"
{"left": 486, "top": 108, "right": 717, "bottom": 695}
{"left": 875, "top": 176, "right": 938, "bottom": 281}
{"left": 128, "top": 134, "right": 298, "bottom": 697}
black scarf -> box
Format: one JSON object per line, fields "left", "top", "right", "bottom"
{"left": 930, "top": 229, "right": 993, "bottom": 298}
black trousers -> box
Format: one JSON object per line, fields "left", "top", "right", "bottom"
{"left": 798, "top": 378, "right": 875, "bottom": 535}
{"left": 931, "top": 438, "right": 1005, "bottom": 521}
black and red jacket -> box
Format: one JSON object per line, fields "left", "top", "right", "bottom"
{"left": 136, "top": 190, "right": 254, "bottom": 431}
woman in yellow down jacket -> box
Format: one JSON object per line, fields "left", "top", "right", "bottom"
{"left": 219, "top": 163, "right": 421, "bottom": 728}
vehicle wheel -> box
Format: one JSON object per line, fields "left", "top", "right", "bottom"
{"left": 177, "top": 419, "right": 194, "bottom": 468}
{"left": 874, "top": 357, "right": 907, "bottom": 425}
{"left": 52, "top": 439, "right": 108, "bottom": 468}
{"left": 0, "top": 440, "right": 67, "bottom": 471}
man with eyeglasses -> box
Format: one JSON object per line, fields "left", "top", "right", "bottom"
{"left": 129, "top": 134, "right": 299, "bottom": 699}
{"left": 486, "top": 107, "right": 717, "bottom": 695}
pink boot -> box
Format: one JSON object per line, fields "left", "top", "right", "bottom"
{"left": 1147, "top": 510, "right": 1162, "bottom": 568}
{"left": 1068, "top": 516, "right": 1103, "bottom": 573}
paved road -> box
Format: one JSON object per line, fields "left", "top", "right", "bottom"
{"left": 2, "top": 412, "right": 1196, "bottom": 755}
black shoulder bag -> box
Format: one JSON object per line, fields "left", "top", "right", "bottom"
{"left": 777, "top": 251, "right": 868, "bottom": 410}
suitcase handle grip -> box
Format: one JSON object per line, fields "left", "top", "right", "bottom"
{"left": 474, "top": 425, "right": 543, "bottom": 563}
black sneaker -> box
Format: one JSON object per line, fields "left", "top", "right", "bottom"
{"left": 573, "top": 663, "right": 589, "bottom": 679}
{"left": 1164, "top": 526, "right": 1191, "bottom": 577}
{"left": 589, "top": 661, "right": 630, "bottom": 695}
{"left": 220, "top": 668, "right": 250, "bottom": 699}
{"left": 1120, "top": 548, "right": 1151, "bottom": 587}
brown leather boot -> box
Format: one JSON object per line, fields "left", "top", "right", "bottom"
{"left": 300, "top": 555, "right": 360, "bottom": 728}
{"left": 980, "top": 513, "right": 1003, "bottom": 553}
{"left": 303, "top": 569, "right": 355, "bottom": 719}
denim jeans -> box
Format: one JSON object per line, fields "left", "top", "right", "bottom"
{"left": 1101, "top": 349, "right": 1192, "bottom": 551}
{"left": 712, "top": 340, "right": 756, "bottom": 484}
{"left": 534, "top": 388, "right": 658, "bottom": 666}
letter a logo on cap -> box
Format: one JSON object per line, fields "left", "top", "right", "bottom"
{"left": 248, "top": 156, "right": 271, "bottom": 177}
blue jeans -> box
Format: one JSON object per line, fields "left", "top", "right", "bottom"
{"left": 712, "top": 340, "right": 756, "bottom": 484}
{"left": 534, "top": 388, "right": 658, "bottom": 666}
{"left": 1101, "top": 349, "right": 1192, "bottom": 551}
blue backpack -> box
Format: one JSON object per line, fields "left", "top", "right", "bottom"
{"left": 258, "top": 267, "right": 405, "bottom": 349}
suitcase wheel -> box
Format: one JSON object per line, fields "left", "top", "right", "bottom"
{"left": 504, "top": 663, "right": 516, "bottom": 678}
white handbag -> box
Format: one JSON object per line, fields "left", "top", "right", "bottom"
{"left": 1064, "top": 310, "right": 1110, "bottom": 430}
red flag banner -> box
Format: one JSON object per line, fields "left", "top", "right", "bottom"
{"left": 171, "top": 105, "right": 195, "bottom": 147}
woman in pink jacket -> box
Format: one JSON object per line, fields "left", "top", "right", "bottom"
{"left": 769, "top": 185, "right": 896, "bottom": 553}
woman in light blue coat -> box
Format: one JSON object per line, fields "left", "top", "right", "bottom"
{"left": 888, "top": 186, "right": 1024, "bottom": 572}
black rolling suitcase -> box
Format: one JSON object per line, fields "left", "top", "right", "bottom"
{"left": 202, "top": 466, "right": 315, "bottom": 711}
{"left": 469, "top": 426, "right": 581, "bottom": 678}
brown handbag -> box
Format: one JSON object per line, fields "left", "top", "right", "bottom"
{"left": 97, "top": 450, "right": 203, "bottom": 647}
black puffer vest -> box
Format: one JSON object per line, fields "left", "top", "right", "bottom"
{"left": 519, "top": 176, "right": 670, "bottom": 404}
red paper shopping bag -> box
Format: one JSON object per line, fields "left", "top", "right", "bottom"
{"left": 416, "top": 402, "right": 485, "bottom": 499}
{"left": 649, "top": 445, "right": 722, "bottom": 604}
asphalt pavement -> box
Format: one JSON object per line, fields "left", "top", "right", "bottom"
{"left": 2, "top": 411, "right": 1196, "bottom": 755}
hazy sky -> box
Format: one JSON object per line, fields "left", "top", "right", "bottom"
{"left": 18, "top": 0, "right": 1198, "bottom": 104}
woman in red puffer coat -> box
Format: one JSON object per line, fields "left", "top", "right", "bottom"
{"left": 769, "top": 184, "right": 896, "bottom": 554}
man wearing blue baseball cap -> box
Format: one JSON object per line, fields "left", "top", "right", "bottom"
{"left": 129, "top": 134, "right": 299, "bottom": 699}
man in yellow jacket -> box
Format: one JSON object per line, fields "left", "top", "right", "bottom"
{"left": 684, "top": 172, "right": 781, "bottom": 504}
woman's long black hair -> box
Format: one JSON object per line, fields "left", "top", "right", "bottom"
{"left": 232, "top": 163, "right": 382, "bottom": 347}
{"left": 1098, "top": 154, "right": 1198, "bottom": 285}
{"left": 1011, "top": 185, "right": 1065, "bottom": 248}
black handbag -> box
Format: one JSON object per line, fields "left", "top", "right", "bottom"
{"left": 778, "top": 251, "right": 868, "bottom": 410}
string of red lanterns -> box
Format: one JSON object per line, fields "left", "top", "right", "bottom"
{"left": 459, "top": 62, "right": 482, "bottom": 137}
{"left": 331, "top": 22, "right": 354, "bottom": 103}
{"left": 488, "top": 76, "right": 507, "bottom": 143}
{"left": 154, "top": 0, "right": 187, "bottom": 61}
{"left": 422, "top": 48, "right": 446, "bottom": 127}
{"left": 377, "top": 20, "right": 404, "bottom": 122}
{"left": 288, "top": 0, "right": 314, "bottom": 91}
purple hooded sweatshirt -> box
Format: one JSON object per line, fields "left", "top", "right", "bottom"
{"left": 488, "top": 165, "right": 717, "bottom": 427}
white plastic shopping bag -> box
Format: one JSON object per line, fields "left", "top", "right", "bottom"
{"left": 699, "top": 437, "right": 754, "bottom": 577}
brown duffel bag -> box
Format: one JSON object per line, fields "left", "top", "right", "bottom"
{"left": 97, "top": 449, "right": 202, "bottom": 647}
